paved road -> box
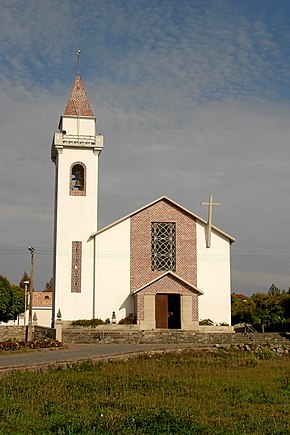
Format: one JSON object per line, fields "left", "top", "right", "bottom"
{"left": 0, "top": 343, "right": 195, "bottom": 374}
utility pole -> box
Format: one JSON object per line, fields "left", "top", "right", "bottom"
{"left": 27, "top": 247, "right": 35, "bottom": 341}
{"left": 23, "top": 280, "right": 30, "bottom": 326}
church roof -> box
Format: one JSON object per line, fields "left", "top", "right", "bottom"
{"left": 32, "top": 291, "right": 52, "bottom": 308}
{"left": 90, "top": 196, "right": 235, "bottom": 242}
{"left": 63, "top": 75, "right": 94, "bottom": 117}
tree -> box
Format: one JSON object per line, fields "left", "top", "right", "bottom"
{"left": 268, "top": 283, "right": 280, "bottom": 296}
{"left": 232, "top": 286, "right": 290, "bottom": 332}
{"left": 11, "top": 285, "right": 25, "bottom": 320}
{"left": 44, "top": 277, "right": 53, "bottom": 292}
{"left": 280, "top": 293, "right": 290, "bottom": 320}
{"left": 0, "top": 276, "right": 25, "bottom": 322}
{"left": 19, "top": 271, "right": 31, "bottom": 292}
{"left": 251, "top": 293, "right": 284, "bottom": 332}
{"left": 231, "top": 293, "right": 256, "bottom": 325}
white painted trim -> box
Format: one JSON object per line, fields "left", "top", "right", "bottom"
{"left": 90, "top": 196, "right": 235, "bottom": 242}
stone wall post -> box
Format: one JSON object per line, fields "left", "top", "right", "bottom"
{"left": 55, "top": 309, "right": 63, "bottom": 342}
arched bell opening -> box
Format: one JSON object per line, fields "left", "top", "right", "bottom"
{"left": 70, "top": 162, "right": 86, "bottom": 196}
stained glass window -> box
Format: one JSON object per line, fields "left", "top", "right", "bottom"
{"left": 151, "top": 222, "right": 176, "bottom": 271}
{"left": 71, "top": 241, "right": 82, "bottom": 292}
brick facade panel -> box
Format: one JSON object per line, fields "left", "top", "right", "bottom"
{"left": 130, "top": 199, "right": 197, "bottom": 293}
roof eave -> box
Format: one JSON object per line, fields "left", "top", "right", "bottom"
{"left": 89, "top": 196, "right": 235, "bottom": 242}
{"left": 132, "top": 271, "right": 204, "bottom": 295}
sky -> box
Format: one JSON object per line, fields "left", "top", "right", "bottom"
{"left": 0, "top": 0, "right": 290, "bottom": 295}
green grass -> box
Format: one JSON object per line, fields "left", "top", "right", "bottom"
{"left": 0, "top": 350, "right": 289, "bottom": 434}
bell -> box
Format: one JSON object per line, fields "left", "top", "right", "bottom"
{"left": 74, "top": 180, "right": 82, "bottom": 188}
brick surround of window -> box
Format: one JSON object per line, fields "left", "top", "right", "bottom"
{"left": 130, "top": 199, "right": 197, "bottom": 293}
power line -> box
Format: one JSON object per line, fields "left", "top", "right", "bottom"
{"left": 0, "top": 249, "right": 290, "bottom": 262}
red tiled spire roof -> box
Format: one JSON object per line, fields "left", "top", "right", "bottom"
{"left": 63, "top": 75, "right": 94, "bottom": 117}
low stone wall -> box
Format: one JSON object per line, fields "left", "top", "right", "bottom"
{"left": 0, "top": 326, "right": 26, "bottom": 341}
{"left": 33, "top": 326, "right": 55, "bottom": 340}
{"left": 0, "top": 325, "right": 56, "bottom": 341}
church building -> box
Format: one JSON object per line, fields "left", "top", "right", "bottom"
{"left": 51, "top": 74, "right": 235, "bottom": 329}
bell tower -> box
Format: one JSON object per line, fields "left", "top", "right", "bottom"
{"left": 51, "top": 74, "right": 103, "bottom": 325}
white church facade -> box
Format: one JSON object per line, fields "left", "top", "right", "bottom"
{"left": 51, "top": 74, "right": 235, "bottom": 329}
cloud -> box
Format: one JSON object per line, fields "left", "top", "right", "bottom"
{"left": 0, "top": 0, "right": 290, "bottom": 294}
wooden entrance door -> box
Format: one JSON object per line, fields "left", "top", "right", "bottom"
{"left": 155, "top": 294, "right": 181, "bottom": 329}
{"left": 155, "top": 294, "right": 168, "bottom": 328}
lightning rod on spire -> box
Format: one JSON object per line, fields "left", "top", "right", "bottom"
{"left": 76, "top": 49, "right": 81, "bottom": 76}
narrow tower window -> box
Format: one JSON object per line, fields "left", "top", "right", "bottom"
{"left": 70, "top": 163, "right": 86, "bottom": 196}
{"left": 71, "top": 241, "right": 82, "bottom": 292}
{"left": 152, "top": 222, "right": 176, "bottom": 271}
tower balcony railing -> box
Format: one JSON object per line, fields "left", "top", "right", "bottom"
{"left": 62, "top": 134, "right": 96, "bottom": 144}
{"left": 53, "top": 132, "right": 103, "bottom": 148}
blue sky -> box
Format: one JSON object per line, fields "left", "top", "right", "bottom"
{"left": 1, "top": 0, "right": 290, "bottom": 294}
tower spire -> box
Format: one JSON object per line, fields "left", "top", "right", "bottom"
{"left": 62, "top": 50, "right": 93, "bottom": 117}
{"left": 63, "top": 76, "right": 94, "bottom": 117}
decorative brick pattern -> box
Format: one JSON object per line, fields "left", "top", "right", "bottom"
{"left": 135, "top": 274, "right": 199, "bottom": 322}
{"left": 69, "top": 162, "right": 86, "bottom": 196}
{"left": 130, "top": 198, "right": 197, "bottom": 292}
{"left": 135, "top": 294, "right": 145, "bottom": 321}
{"left": 64, "top": 75, "right": 94, "bottom": 117}
{"left": 71, "top": 241, "right": 82, "bottom": 293}
{"left": 192, "top": 293, "right": 199, "bottom": 321}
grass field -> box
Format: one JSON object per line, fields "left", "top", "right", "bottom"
{"left": 0, "top": 350, "right": 289, "bottom": 434}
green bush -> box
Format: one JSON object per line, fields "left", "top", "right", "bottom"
{"left": 118, "top": 313, "right": 135, "bottom": 325}
{"left": 256, "top": 347, "right": 274, "bottom": 360}
{"left": 199, "top": 318, "right": 214, "bottom": 325}
{"left": 71, "top": 318, "right": 106, "bottom": 327}
{"left": 245, "top": 354, "right": 259, "bottom": 367}
{"left": 267, "top": 320, "right": 290, "bottom": 332}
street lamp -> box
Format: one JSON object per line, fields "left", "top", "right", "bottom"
{"left": 27, "top": 247, "right": 35, "bottom": 341}
{"left": 23, "top": 280, "right": 30, "bottom": 326}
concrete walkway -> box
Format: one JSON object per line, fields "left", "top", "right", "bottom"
{"left": 0, "top": 343, "right": 197, "bottom": 375}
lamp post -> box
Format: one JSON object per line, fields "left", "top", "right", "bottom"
{"left": 27, "top": 247, "right": 35, "bottom": 341}
{"left": 23, "top": 280, "right": 30, "bottom": 326}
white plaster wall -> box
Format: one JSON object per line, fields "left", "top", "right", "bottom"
{"left": 95, "top": 219, "right": 132, "bottom": 323}
{"left": 196, "top": 222, "right": 232, "bottom": 325}
{"left": 61, "top": 117, "right": 96, "bottom": 136}
{"left": 12, "top": 309, "right": 52, "bottom": 327}
{"left": 54, "top": 145, "right": 100, "bottom": 322}
{"left": 32, "top": 308, "right": 52, "bottom": 327}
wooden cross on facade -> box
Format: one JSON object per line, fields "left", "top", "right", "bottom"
{"left": 200, "top": 195, "right": 221, "bottom": 248}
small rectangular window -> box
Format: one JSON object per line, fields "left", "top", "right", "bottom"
{"left": 151, "top": 222, "right": 176, "bottom": 271}
{"left": 71, "top": 241, "right": 82, "bottom": 292}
